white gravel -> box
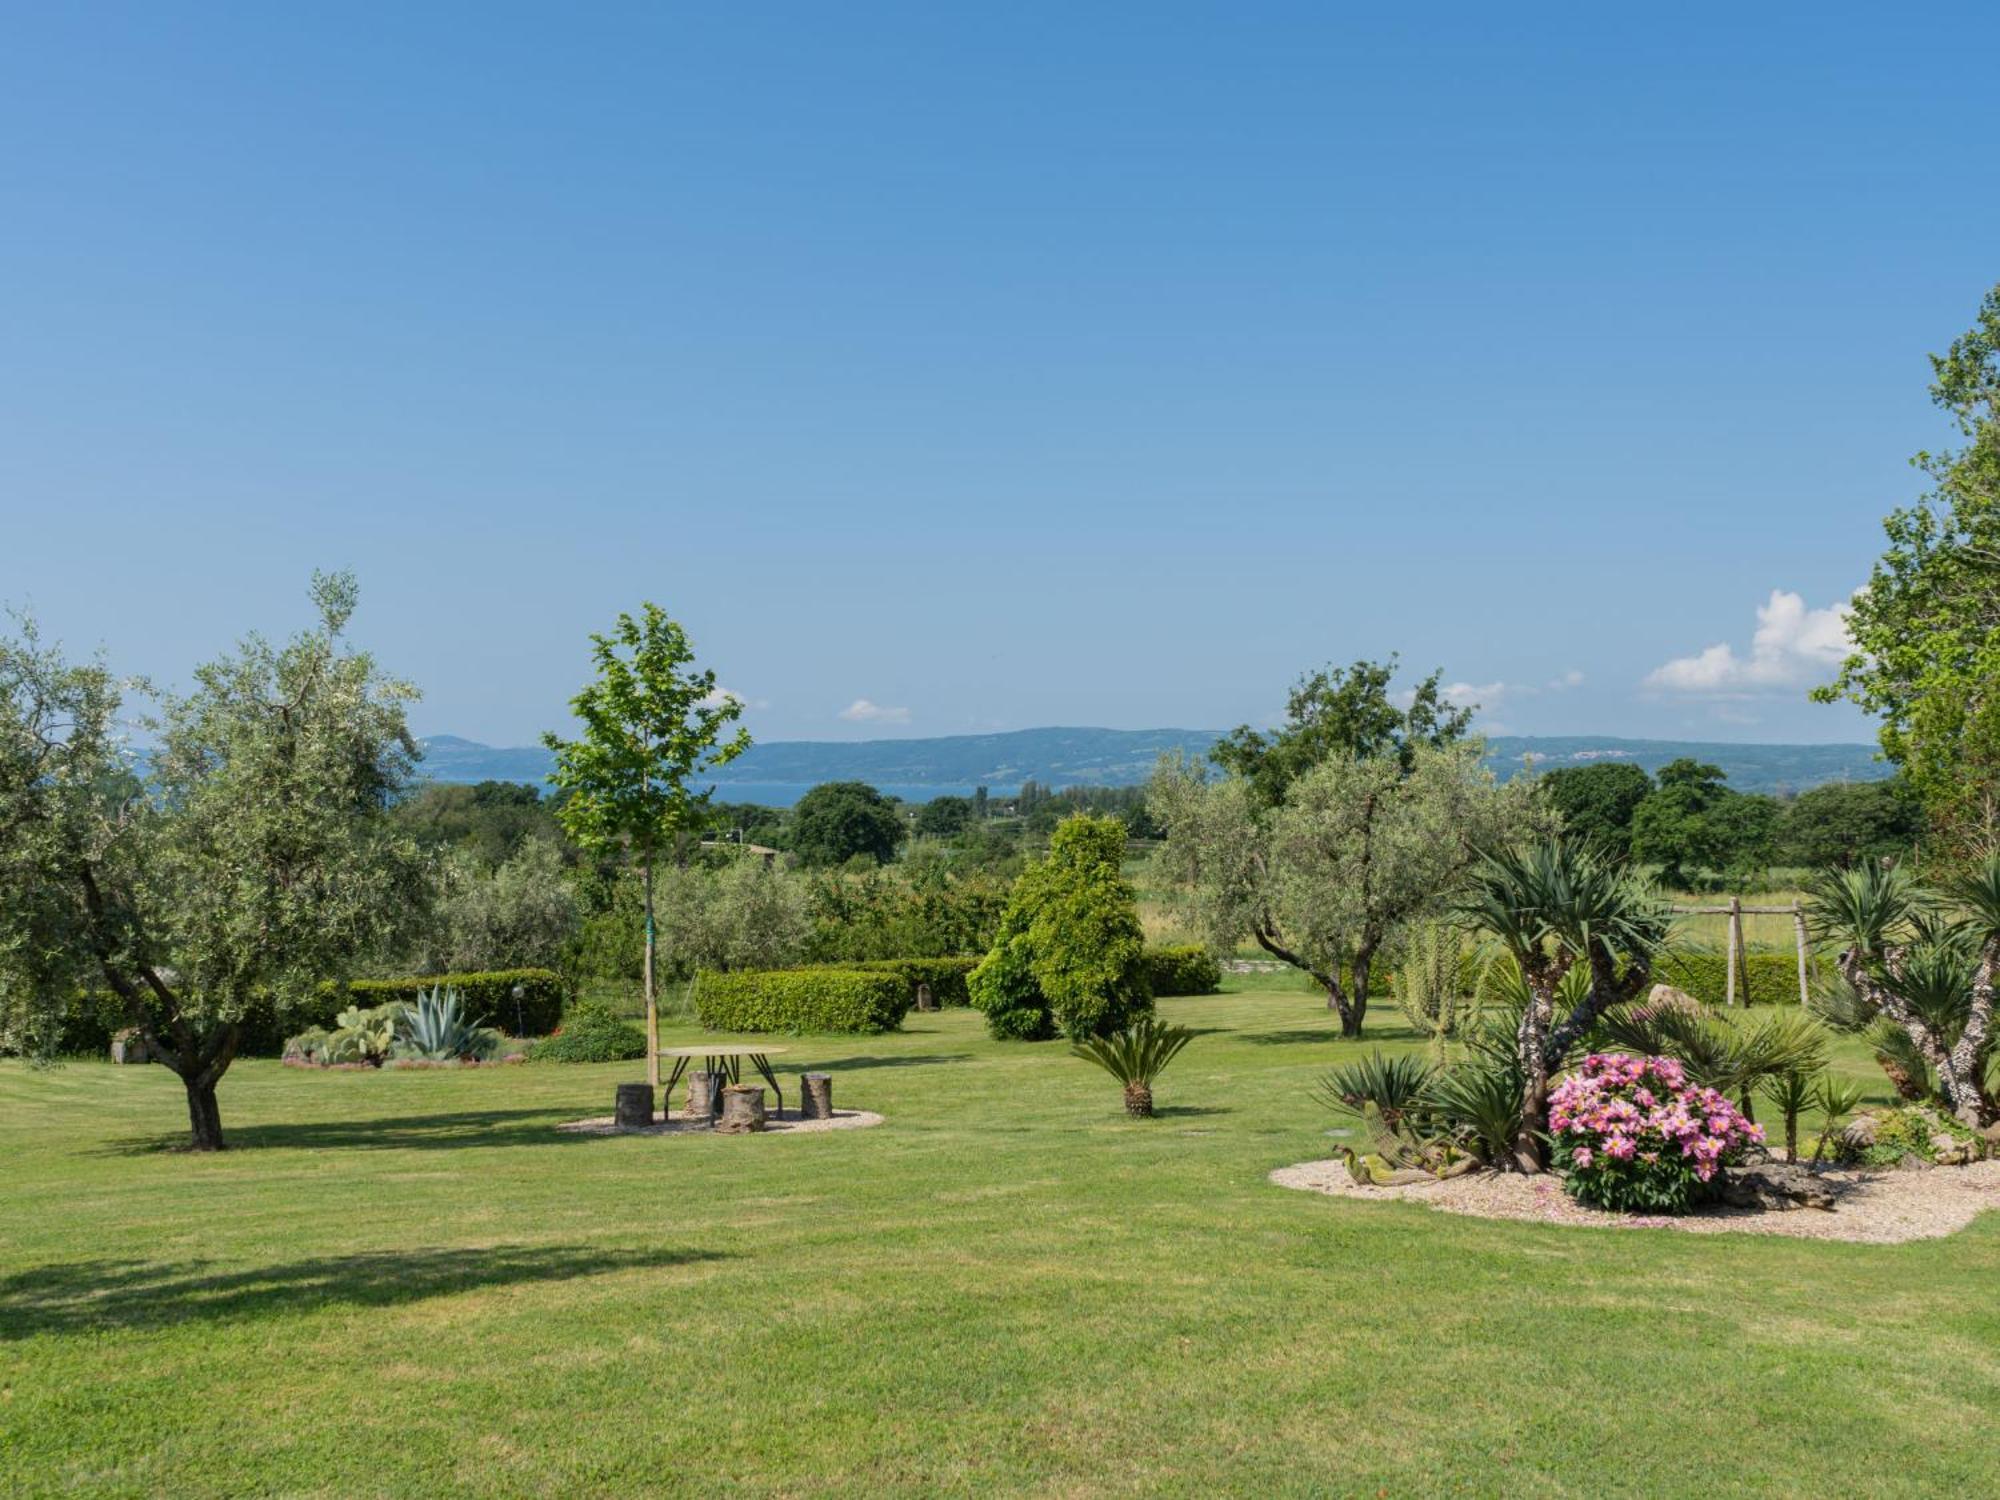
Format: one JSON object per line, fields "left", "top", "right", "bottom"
{"left": 1270, "top": 1157, "right": 2000, "bottom": 1244}
{"left": 557, "top": 1108, "right": 884, "bottom": 1138}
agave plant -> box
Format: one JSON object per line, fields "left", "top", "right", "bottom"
{"left": 396, "top": 986, "right": 502, "bottom": 1062}
{"left": 1071, "top": 1017, "right": 1194, "bottom": 1117}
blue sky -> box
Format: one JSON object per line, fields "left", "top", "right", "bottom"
{"left": 4, "top": 4, "right": 1995, "bottom": 747}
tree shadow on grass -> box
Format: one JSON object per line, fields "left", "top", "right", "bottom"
{"left": 1150, "top": 1104, "right": 1233, "bottom": 1118}
{"left": 0, "top": 1243, "right": 729, "bottom": 1339}
{"left": 1241, "top": 1029, "right": 1347, "bottom": 1046}
{"left": 787, "top": 1053, "right": 973, "bottom": 1073}
{"left": 99, "top": 1108, "right": 609, "bottom": 1155}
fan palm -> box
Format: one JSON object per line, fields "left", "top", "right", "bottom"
{"left": 1071, "top": 1017, "right": 1195, "bottom": 1118}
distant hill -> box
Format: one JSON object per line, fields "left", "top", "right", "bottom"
{"left": 415, "top": 727, "right": 1889, "bottom": 801}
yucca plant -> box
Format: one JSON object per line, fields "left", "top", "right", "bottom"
{"left": 1808, "top": 1076, "right": 1868, "bottom": 1164}
{"left": 1312, "top": 1050, "right": 1437, "bottom": 1132}
{"left": 1071, "top": 1017, "right": 1194, "bottom": 1117}
{"left": 396, "top": 986, "right": 502, "bottom": 1062}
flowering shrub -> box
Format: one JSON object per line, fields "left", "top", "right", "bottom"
{"left": 1548, "top": 1053, "right": 1763, "bottom": 1213}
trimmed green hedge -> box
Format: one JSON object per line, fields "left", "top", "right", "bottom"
{"left": 1143, "top": 945, "right": 1222, "bottom": 997}
{"left": 837, "top": 957, "right": 980, "bottom": 1007}
{"left": 1654, "top": 950, "right": 1826, "bottom": 1009}
{"left": 695, "top": 968, "right": 912, "bottom": 1034}
{"left": 42, "top": 968, "right": 568, "bottom": 1059}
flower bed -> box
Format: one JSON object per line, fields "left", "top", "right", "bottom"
{"left": 1549, "top": 1053, "right": 1763, "bottom": 1214}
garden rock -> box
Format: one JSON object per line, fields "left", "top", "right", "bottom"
{"left": 1841, "top": 1114, "right": 1880, "bottom": 1148}
{"left": 1645, "top": 984, "right": 1701, "bottom": 1012}
{"left": 1719, "top": 1164, "right": 1838, "bottom": 1211}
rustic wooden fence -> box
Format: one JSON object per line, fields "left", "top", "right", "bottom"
{"left": 1668, "top": 897, "right": 1813, "bottom": 1008}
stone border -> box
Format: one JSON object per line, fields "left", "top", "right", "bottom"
{"left": 1270, "top": 1156, "right": 2000, "bottom": 1244}
{"left": 557, "top": 1108, "right": 884, "bottom": 1138}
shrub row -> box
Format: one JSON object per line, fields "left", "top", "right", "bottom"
{"left": 1143, "top": 945, "right": 1222, "bottom": 996}
{"left": 695, "top": 968, "right": 912, "bottom": 1034}
{"left": 43, "top": 968, "right": 568, "bottom": 1058}
{"left": 833, "top": 957, "right": 980, "bottom": 1007}
{"left": 1654, "top": 950, "right": 1826, "bottom": 1009}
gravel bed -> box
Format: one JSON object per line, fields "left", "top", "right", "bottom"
{"left": 1270, "top": 1157, "right": 2000, "bottom": 1244}
{"left": 557, "top": 1108, "right": 884, "bottom": 1138}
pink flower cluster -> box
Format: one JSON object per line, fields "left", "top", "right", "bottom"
{"left": 1549, "top": 1053, "right": 1762, "bottom": 1187}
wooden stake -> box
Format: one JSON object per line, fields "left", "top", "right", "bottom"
{"left": 1793, "top": 899, "right": 1811, "bottom": 1009}
{"left": 1726, "top": 895, "right": 1743, "bottom": 1008}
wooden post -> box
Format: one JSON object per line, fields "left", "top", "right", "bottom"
{"left": 1793, "top": 899, "right": 1811, "bottom": 1009}
{"left": 642, "top": 858, "right": 659, "bottom": 1091}
{"left": 1726, "top": 896, "right": 1743, "bottom": 1008}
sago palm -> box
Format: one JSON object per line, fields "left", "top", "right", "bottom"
{"left": 1072, "top": 1017, "right": 1195, "bottom": 1118}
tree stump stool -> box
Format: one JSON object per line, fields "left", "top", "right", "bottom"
{"left": 800, "top": 1072, "right": 833, "bottom": 1120}
{"left": 685, "top": 1070, "right": 724, "bottom": 1122}
{"left": 717, "top": 1085, "right": 767, "bottom": 1134}
{"left": 613, "top": 1082, "right": 655, "bottom": 1130}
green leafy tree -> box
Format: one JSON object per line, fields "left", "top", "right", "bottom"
{"left": 419, "top": 838, "right": 581, "bottom": 974}
{"left": 0, "top": 574, "right": 425, "bottom": 1149}
{"left": 543, "top": 604, "right": 749, "bottom": 1086}
{"left": 969, "top": 815, "right": 1151, "bottom": 1041}
{"left": 1540, "top": 762, "right": 1651, "bottom": 856}
{"left": 1818, "top": 283, "right": 2000, "bottom": 857}
{"left": 1151, "top": 740, "right": 1530, "bottom": 1037}
{"left": 912, "top": 794, "right": 975, "bottom": 839}
{"left": 1211, "top": 656, "right": 1475, "bottom": 806}
{"left": 1779, "top": 778, "right": 1924, "bottom": 869}
{"left": 1629, "top": 759, "right": 1776, "bottom": 887}
{"left": 789, "top": 781, "right": 905, "bottom": 867}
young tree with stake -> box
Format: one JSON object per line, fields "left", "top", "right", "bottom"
{"left": 543, "top": 605, "right": 748, "bottom": 1088}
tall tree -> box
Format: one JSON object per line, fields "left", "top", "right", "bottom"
{"left": 1152, "top": 740, "right": 1527, "bottom": 1037}
{"left": 1629, "top": 759, "right": 1776, "bottom": 888}
{"left": 1818, "top": 282, "right": 2000, "bottom": 857}
{"left": 789, "top": 780, "right": 905, "bottom": 867}
{"left": 1540, "top": 761, "right": 1652, "bottom": 857}
{"left": 544, "top": 604, "right": 748, "bottom": 1088}
{"left": 0, "top": 574, "right": 425, "bottom": 1149}
{"left": 1779, "top": 778, "right": 1923, "bottom": 869}
{"left": 1211, "top": 656, "right": 1475, "bottom": 807}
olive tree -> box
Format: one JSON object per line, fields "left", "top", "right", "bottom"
{"left": 1150, "top": 740, "right": 1527, "bottom": 1038}
{"left": 543, "top": 604, "right": 748, "bottom": 1088}
{"left": 0, "top": 575, "right": 426, "bottom": 1149}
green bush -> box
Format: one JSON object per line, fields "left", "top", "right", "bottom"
{"left": 1654, "top": 950, "right": 1826, "bottom": 1009}
{"left": 1142, "top": 945, "right": 1222, "bottom": 997}
{"left": 694, "top": 968, "right": 912, "bottom": 1034}
{"left": 526, "top": 998, "right": 647, "bottom": 1063}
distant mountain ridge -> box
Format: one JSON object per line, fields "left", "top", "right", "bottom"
{"left": 416, "top": 728, "right": 1890, "bottom": 800}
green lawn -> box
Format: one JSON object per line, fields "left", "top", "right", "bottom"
{"left": 4, "top": 978, "right": 1995, "bottom": 1498}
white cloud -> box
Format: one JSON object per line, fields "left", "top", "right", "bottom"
{"left": 838, "top": 698, "right": 911, "bottom": 725}
{"left": 700, "top": 685, "right": 745, "bottom": 709}
{"left": 1441, "top": 680, "right": 1509, "bottom": 710}
{"left": 1645, "top": 589, "right": 1853, "bottom": 693}
{"left": 1548, "top": 669, "right": 1585, "bottom": 690}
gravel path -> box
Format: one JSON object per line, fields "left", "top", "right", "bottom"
{"left": 1271, "top": 1157, "right": 2000, "bottom": 1244}
{"left": 557, "top": 1108, "right": 885, "bottom": 1138}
